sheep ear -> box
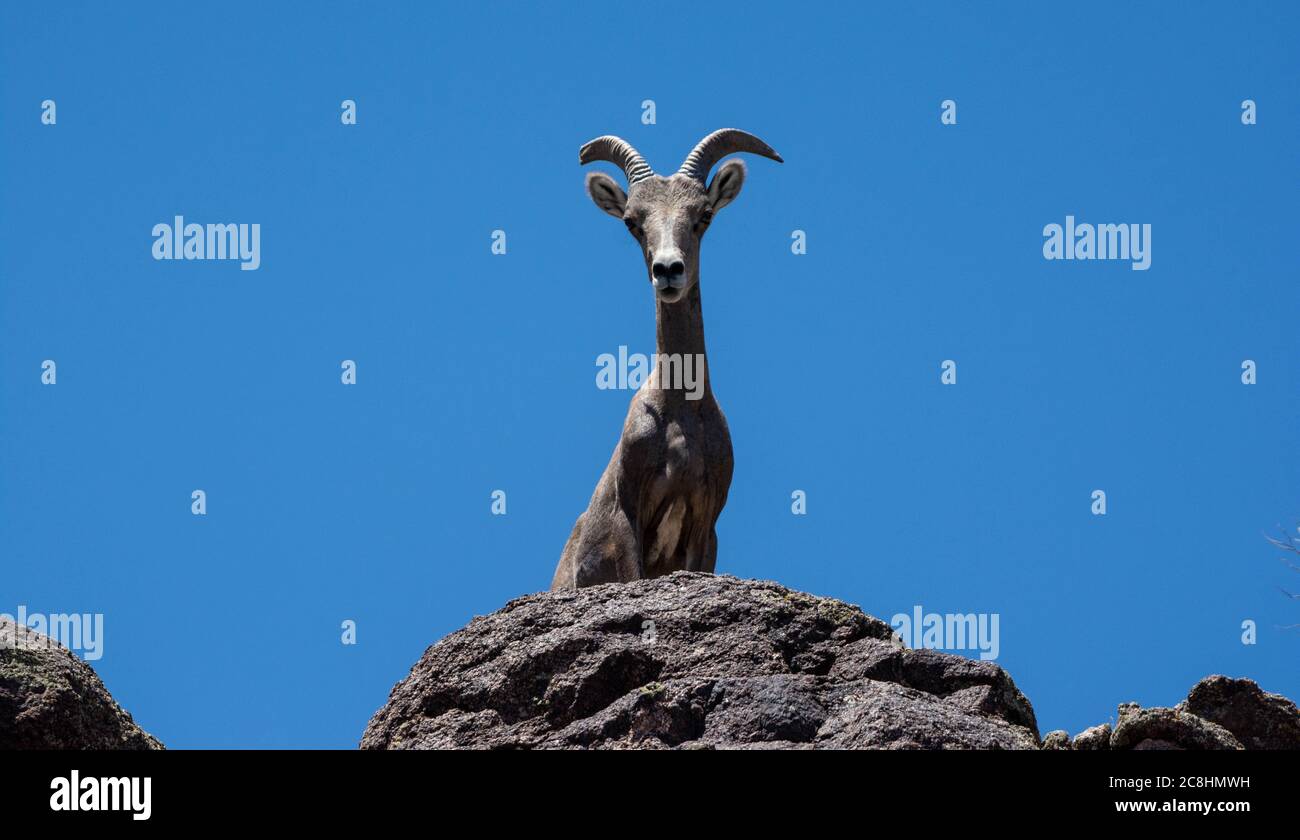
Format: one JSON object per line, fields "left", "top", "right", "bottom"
{"left": 706, "top": 159, "right": 746, "bottom": 212}
{"left": 585, "top": 172, "right": 627, "bottom": 219}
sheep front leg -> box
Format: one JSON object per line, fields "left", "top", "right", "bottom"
{"left": 571, "top": 500, "right": 641, "bottom": 587}
{"left": 551, "top": 478, "right": 642, "bottom": 589}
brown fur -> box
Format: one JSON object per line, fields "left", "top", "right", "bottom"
{"left": 552, "top": 151, "right": 774, "bottom": 590}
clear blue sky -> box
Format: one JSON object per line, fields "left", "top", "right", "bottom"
{"left": 2, "top": 2, "right": 1297, "bottom": 748}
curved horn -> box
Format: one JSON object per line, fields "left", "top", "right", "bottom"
{"left": 677, "top": 128, "right": 783, "bottom": 182}
{"left": 579, "top": 135, "right": 655, "bottom": 186}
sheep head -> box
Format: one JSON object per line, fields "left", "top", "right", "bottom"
{"left": 580, "top": 129, "right": 782, "bottom": 303}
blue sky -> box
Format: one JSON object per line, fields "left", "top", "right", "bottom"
{"left": 2, "top": 1, "right": 1297, "bottom": 748}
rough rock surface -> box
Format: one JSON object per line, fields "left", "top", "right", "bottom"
{"left": 1111, "top": 702, "right": 1242, "bottom": 750}
{"left": 1060, "top": 677, "right": 1300, "bottom": 751}
{"left": 1178, "top": 675, "right": 1300, "bottom": 750}
{"left": 1071, "top": 723, "right": 1111, "bottom": 750}
{"left": 362, "top": 573, "right": 1040, "bottom": 749}
{"left": 0, "top": 619, "right": 162, "bottom": 750}
{"left": 1041, "top": 729, "right": 1071, "bottom": 750}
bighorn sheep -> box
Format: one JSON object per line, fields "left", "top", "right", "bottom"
{"left": 551, "top": 129, "right": 783, "bottom": 590}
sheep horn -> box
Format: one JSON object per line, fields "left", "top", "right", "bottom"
{"left": 579, "top": 135, "right": 655, "bottom": 186}
{"left": 677, "top": 128, "right": 783, "bottom": 182}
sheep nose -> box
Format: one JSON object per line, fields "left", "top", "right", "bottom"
{"left": 652, "top": 257, "right": 685, "bottom": 280}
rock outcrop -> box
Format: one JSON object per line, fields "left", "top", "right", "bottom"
{"left": 1071, "top": 723, "right": 1112, "bottom": 750}
{"left": 1109, "top": 702, "right": 1243, "bottom": 750}
{"left": 362, "top": 572, "right": 1040, "bottom": 749}
{"left": 1179, "top": 675, "right": 1300, "bottom": 750}
{"left": 0, "top": 619, "right": 162, "bottom": 750}
{"left": 1061, "top": 676, "right": 1300, "bottom": 751}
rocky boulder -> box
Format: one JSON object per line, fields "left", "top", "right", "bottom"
{"left": 1110, "top": 702, "right": 1243, "bottom": 750}
{"left": 1062, "top": 676, "right": 1300, "bottom": 750}
{"left": 0, "top": 619, "right": 162, "bottom": 750}
{"left": 361, "top": 572, "right": 1040, "bottom": 749}
{"left": 1071, "top": 723, "right": 1112, "bottom": 750}
{"left": 1178, "top": 675, "right": 1300, "bottom": 750}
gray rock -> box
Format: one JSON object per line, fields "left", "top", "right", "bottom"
{"left": 1, "top": 619, "right": 162, "bottom": 750}
{"left": 1178, "top": 675, "right": 1300, "bottom": 750}
{"left": 1131, "top": 738, "right": 1184, "bottom": 750}
{"left": 1041, "top": 729, "right": 1071, "bottom": 750}
{"left": 361, "top": 573, "right": 1041, "bottom": 749}
{"left": 1072, "top": 723, "right": 1111, "bottom": 750}
{"left": 1111, "top": 704, "right": 1242, "bottom": 751}
{"left": 1068, "top": 676, "right": 1300, "bottom": 751}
